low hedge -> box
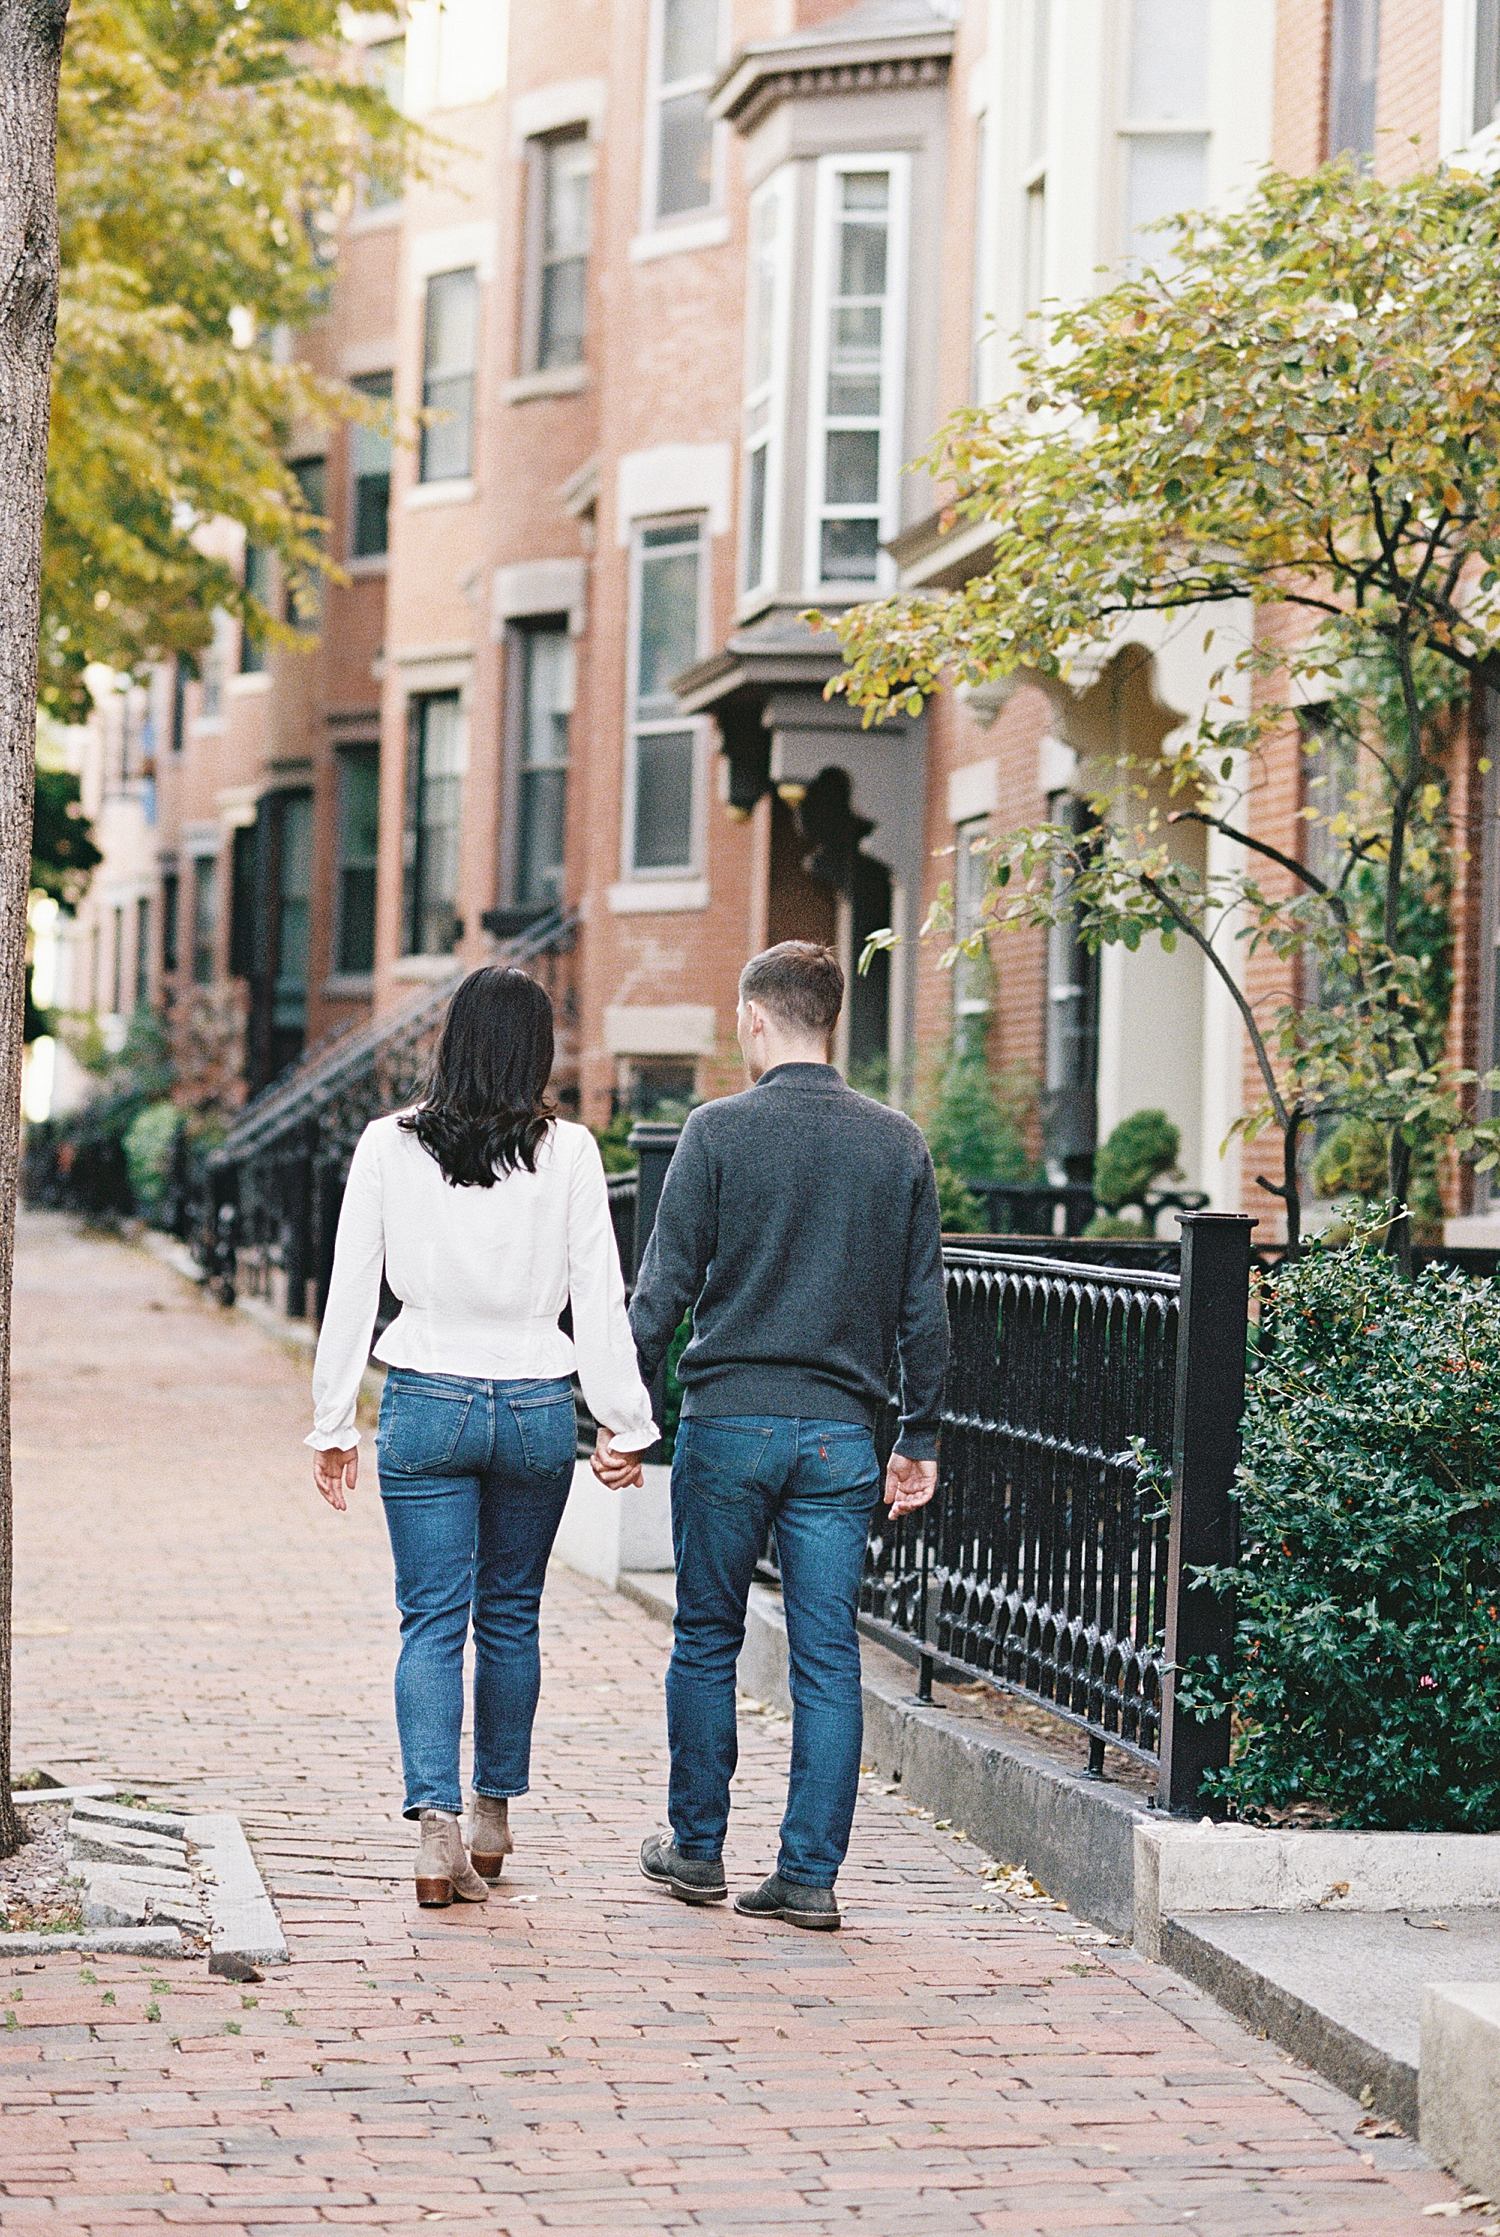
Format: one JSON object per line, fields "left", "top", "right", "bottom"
{"left": 1187, "top": 1242, "right": 1500, "bottom": 1830}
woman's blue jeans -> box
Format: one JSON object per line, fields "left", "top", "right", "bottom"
{"left": 667, "top": 1415, "right": 880, "bottom": 1887}
{"left": 376, "top": 1368, "right": 576, "bottom": 1819}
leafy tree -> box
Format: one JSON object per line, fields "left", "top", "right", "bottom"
{"left": 30, "top": 762, "right": 100, "bottom": 911}
{"left": 827, "top": 162, "right": 1500, "bottom": 1264}
{"left": 42, "top": 0, "right": 406, "bottom": 717}
{"left": 0, "top": 0, "right": 69, "bottom": 1861}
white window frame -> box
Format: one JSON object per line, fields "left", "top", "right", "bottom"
{"left": 521, "top": 128, "right": 595, "bottom": 376}
{"left": 642, "top": 0, "right": 728, "bottom": 233}
{"left": 1019, "top": 0, "right": 1050, "bottom": 320}
{"left": 740, "top": 167, "right": 793, "bottom": 603}
{"left": 803, "top": 152, "right": 911, "bottom": 600}
{"left": 1117, "top": 0, "right": 1211, "bottom": 267}
{"left": 1441, "top": 0, "right": 1500, "bottom": 156}
{"left": 623, "top": 513, "right": 710, "bottom": 881}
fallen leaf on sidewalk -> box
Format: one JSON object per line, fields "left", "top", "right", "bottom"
{"left": 1354, "top": 2114, "right": 1403, "bottom": 2138}
{"left": 1422, "top": 2204, "right": 1462, "bottom": 2218}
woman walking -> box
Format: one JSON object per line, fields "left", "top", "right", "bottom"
{"left": 307, "top": 968, "right": 655, "bottom": 1907}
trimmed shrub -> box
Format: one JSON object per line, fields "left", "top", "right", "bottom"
{"left": 1188, "top": 1242, "right": 1500, "bottom": 1830}
{"left": 123, "top": 1100, "right": 183, "bottom": 1220}
{"left": 933, "top": 1162, "right": 984, "bottom": 1234}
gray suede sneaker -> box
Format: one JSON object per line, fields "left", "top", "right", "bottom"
{"left": 733, "top": 1872, "right": 840, "bottom": 1931}
{"left": 639, "top": 1832, "right": 727, "bottom": 1905}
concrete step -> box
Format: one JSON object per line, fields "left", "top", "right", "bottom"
{"left": 1161, "top": 1906, "right": 1500, "bottom": 2134}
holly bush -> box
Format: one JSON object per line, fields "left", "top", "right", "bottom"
{"left": 1189, "top": 1240, "right": 1500, "bottom": 1830}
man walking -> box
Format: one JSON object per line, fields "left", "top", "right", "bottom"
{"left": 594, "top": 941, "right": 948, "bottom": 1930}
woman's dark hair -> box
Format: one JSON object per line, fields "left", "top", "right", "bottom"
{"left": 398, "top": 967, "right": 556, "bottom": 1187}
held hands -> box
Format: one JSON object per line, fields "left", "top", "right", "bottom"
{"left": 591, "top": 1430, "right": 645, "bottom": 1491}
{"left": 884, "top": 1451, "right": 937, "bottom": 1518}
{"left": 314, "top": 1446, "right": 358, "bottom": 1512}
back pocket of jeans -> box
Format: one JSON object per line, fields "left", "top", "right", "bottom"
{"left": 815, "top": 1427, "right": 879, "bottom": 1500}
{"left": 512, "top": 1393, "right": 576, "bottom": 1478}
{"left": 378, "top": 1387, "right": 472, "bottom": 1478}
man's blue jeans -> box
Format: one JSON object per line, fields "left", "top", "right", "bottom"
{"left": 667, "top": 1415, "right": 880, "bottom": 1887}
{"left": 377, "top": 1368, "right": 576, "bottom": 1818}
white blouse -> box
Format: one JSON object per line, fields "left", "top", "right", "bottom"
{"left": 306, "top": 1113, "right": 658, "bottom": 1455}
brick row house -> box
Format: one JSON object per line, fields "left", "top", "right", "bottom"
{"left": 39, "top": 0, "right": 1500, "bottom": 1243}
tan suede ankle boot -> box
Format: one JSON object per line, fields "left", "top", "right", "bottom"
{"left": 468, "top": 1794, "right": 513, "bottom": 1882}
{"left": 415, "top": 1811, "right": 489, "bottom": 1907}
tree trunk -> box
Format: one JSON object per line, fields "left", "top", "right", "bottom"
{"left": 0, "top": 0, "right": 68, "bottom": 1859}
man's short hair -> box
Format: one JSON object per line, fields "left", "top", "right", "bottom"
{"left": 739, "top": 942, "right": 844, "bottom": 1039}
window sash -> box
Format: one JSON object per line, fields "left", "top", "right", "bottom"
{"left": 626, "top": 520, "right": 704, "bottom": 876}
{"left": 536, "top": 134, "right": 592, "bottom": 371}
{"left": 516, "top": 628, "right": 572, "bottom": 906}
{"left": 804, "top": 155, "right": 910, "bottom": 596}
{"left": 350, "top": 372, "right": 393, "bottom": 559}
{"left": 647, "top": 0, "right": 723, "bottom": 224}
{"left": 404, "top": 694, "right": 465, "bottom": 956}
{"left": 160, "top": 870, "right": 179, "bottom": 976}
{"left": 420, "top": 269, "right": 479, "bottom": 482}
{"left": 742, "top": 170, "right": 791, "bottom": 596}
{"left": 336, "top": 746, "right": 380, "bottom": 975}
{"left": 191, "top": 855, "right": 218, "bottom": 986}
{"left": 1477, "top": 0, "right": 1500, "bottom": 134}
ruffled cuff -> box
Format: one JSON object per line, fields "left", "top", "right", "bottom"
{"left": 305, "top": 1427, "right": 363, "bottom": 1452}
{"left": 607, "top": 1420, "right": 660, "bottom": 1455}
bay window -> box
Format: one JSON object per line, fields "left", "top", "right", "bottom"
{"left": 741, "top": 171, "right": 791, "bottom": 597}
{"left": 805, "top": 157, "right": 909, "bottom": 594}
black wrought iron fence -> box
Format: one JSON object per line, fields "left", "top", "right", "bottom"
{"left": 749, "top": 1215, "right": 1253, "bottom": 1813}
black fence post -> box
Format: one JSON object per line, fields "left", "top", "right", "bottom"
{"left": 283, "top": 1123, "right": 317, "bottom": 1323}
{"left": 1158, "top": 1210, "right": 1255, "bottom": 1815}
{"left": 628, "top": 1121, "right": 682, "bottom": 1454}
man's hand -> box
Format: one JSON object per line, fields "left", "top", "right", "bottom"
{"left": 314, "top": 1445, "right": 358, "bottom": 1512}
{"left": 592, "top": 1430, "right": 645, "bottom": 1490}
{"left": 884, "top": 1451, "right": 937, "bottom": 1518}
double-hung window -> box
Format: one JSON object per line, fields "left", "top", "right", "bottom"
{"left": 1477, "top": 0, "right": 1500, "bottom": 134}
{"left": 1326, "top": 0, "right": 1380, "bottom": 162}
{"left": 420, "top": 268, "right": 479, "bottom": 483}
{"left": 286, "top": 456, "right": 326, "bottom": 627}
{"left": 191, "top": 853, "right": 218, "bottom": 986}
{"left": 365, "top": 35, "right": 405, "bottom": 207}
{"left": 335, "top": 745, "right": 380, "bottom": 974}
{"left": 1121, "top": 0, "right": 1209, "bottom": 267}
{"left": 741, "top": 170, "right": 791, "bottom": 598}
{"left": 805, "top": 157, "right": 909, "bottom": 593}
{"left": 160, "top": 868, "right": 179, "bottom": 978}
{"left": 404, "top": 692, "right": 466, "bottom": 955}
{"left": 515, "top": 625, "right": 572, "bottom": 907}
{"left": 953, "top": 817, "right": 992, "bottom": 1029}
{"left": 1022, "top": 0, "right": 1050, "bottom": 316}
{"left": 240, "top": 544, "right": 270, "bottom": 673}
{"left": 528, "top": 132, "right": 592, "bottom": 371}
{"left": 349, "top": 373, "right": 393, "bottom": 558}
{"left": 648, "top": 0, "right": 721, "bottom": 222}
{"left": 627, "top": 520, "right": 704, "bottom": 876}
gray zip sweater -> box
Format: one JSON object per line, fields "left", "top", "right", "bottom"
{"left": 628, "top": 1063, "right": 949, "bottom": 1458}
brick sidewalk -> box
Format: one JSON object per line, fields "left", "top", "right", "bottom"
{"left": 0, "top": 1212, "right": 1468, "bottom": 2234}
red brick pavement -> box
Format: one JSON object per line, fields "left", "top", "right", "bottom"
{"left": 0, "top": 1213, "right": 1470, "bottom": 2234}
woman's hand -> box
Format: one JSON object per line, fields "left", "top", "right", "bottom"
{"left": 591, "top": 1430, "right": 645, "bottom": 1490}
{"left": 314, "top": 1445, "right": 358, "bottom": 1512}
